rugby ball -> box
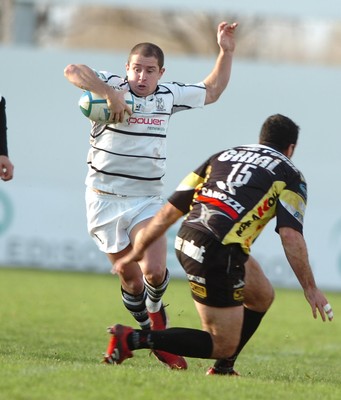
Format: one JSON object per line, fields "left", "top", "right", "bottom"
{"left": 78, "top": 90, "right": 134, "bottom": 123}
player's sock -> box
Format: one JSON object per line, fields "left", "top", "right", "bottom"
{"left": 237, "top": 307, "right": 266, "bottom": 353}
{"left": 212, "top": 357, "right": 237, "bottom": 372}
{"left": 143, "top": 269, "right": 170, "bottom": 313}
{"left": 128, "top": 327, "right": 213, "bottom": 358}
{"left": 213, "top": 307, "right": 266, "bottom": 371}
{"left": 121, "top": 287, "right": 150, "bottom": 330}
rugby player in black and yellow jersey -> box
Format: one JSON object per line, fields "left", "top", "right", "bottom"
{"left": 106, "top": 114, "right": 333, "bottom": 376}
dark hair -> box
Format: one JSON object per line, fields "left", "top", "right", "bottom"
{"left": 259, "top": 114, "right": 300, "bottom": 152}
{"left": 128, "top": 42, "right": 164, "bottom": 69}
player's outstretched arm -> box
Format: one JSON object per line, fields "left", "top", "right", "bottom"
{"left": 279, "top": 227, "right": 333, "bottom": 322}
{"left": 203, "top": 21, "right": 238, "bottom": 105}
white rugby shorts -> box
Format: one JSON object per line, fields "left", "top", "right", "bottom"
{"left": 86, "top": 187, "right": 164, "bottom": 254}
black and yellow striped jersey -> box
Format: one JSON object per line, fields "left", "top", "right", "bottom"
{"left": 168, "top": 144, "right": 307, "bottom": 254}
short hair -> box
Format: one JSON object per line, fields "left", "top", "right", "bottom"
{"left": 259, "top": 114, "right": 300, "bottom": 152}
{"left": 128, "top": 42, "right": 164, "bottom": 69}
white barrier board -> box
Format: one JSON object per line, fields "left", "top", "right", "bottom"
{"left": 0, "top": 46, "right": 340, "bottom": 290}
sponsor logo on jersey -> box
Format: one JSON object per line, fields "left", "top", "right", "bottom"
{"left": 256, "top": 192, "right": 280, "bottom": 217}
{"left": 236, "top": 192, "right": 279, "bottom": 237}
{"left": 200, "top": 188, "right": 245, "bottom": 215}
{"left": 127, "top": 116, "right": 166, "bottom": 126}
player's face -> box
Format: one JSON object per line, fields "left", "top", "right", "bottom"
{"left": 126, "top": 55, "right": 165, "bottom": 96}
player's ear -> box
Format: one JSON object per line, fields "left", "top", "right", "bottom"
{"left": 286, "top": 143, "right": 296, "bottom": 158}
{"left": 159, "top": 67, "right": 165, "bottom": 78}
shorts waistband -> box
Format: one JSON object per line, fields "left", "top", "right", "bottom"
{"left": 91, "top": 188, "right": 127, "bottom": 197}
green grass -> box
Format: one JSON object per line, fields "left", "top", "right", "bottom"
{"left": 0, "top": 267, "right": 340, "bottom": 400}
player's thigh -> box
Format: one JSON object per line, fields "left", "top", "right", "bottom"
{"left": 194, "top": 300, "right": 244, "bottom": 358}
{"left": 243, "top": 256, "right": 274, "bottom": 311}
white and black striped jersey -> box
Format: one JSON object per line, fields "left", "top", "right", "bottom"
{"left": 85, "top": 71, "right": 206, "bottom": 196}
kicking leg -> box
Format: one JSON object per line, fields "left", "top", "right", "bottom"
{"left": 105, "top": 299, "right": 244, "bottom": 366}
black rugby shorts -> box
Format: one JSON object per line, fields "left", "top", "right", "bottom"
{"left": 175, "top": 225, "right": 248, "bottom": 307}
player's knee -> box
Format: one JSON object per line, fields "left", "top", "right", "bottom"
{"left": 244, "top": 278, "right": 275, "bottom": 312}
{"left": 267, "top": 285, "right": 275, "bottom": 306}
{"left": 143, "top": 272, "right": 164, "bottom": 287}
{"left": 260, "top": 281, "right": 275, "bottom": 309}
{"left": 143, "top": 267, "right": 167, "bottom": 287}
{"left": 119, "top": 277, "right": 144, "bottom": 295}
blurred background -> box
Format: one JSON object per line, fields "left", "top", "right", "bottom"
{"left": 0, "top": 0, "right": 340, "bottom": 290}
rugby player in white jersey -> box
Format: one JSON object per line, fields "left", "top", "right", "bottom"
{"left": 64, "top": 21, "right": 238, "bottom": 369}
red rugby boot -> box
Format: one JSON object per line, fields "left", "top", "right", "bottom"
{"left": 103, "top": 324, "right": 134, "bottom": 365}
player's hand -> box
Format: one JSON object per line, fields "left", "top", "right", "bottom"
{"left": 217, "top": 21, "right": 238, "bottom": 53}
{"left": 304, "top": 287, "right": 334, "bottom": 322}
{"left": 106, "top": 89, "right": 132, "bottom": 124}
{"left": 112, "top": 249, "right": 144, "bottom": 275}
{"left": 0, "top": 156, "right": 14, "bottom": 181}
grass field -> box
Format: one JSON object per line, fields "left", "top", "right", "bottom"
{"left": 0, "top": 267, "right": 340, "bottom": 400}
